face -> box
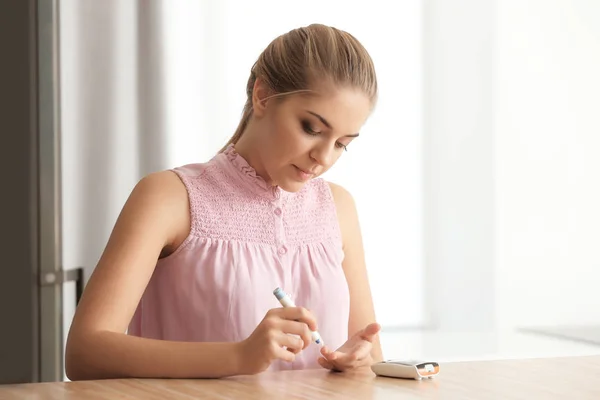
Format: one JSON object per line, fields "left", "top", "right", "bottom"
{"left": 252, "top": 82, "right": 372, "bottom": 192}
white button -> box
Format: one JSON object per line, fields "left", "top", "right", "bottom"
{"left": 274, "top": 207, "right": 282, "bottom": 216}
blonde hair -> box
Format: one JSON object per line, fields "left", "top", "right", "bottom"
{"left": 219, "top": 23, "right": 378, "bottom": 152}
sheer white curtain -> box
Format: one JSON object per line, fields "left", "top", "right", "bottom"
{"left": 60, "top": 0, "right": 170, "bottom": 282}
{"left": 59, "top": 2, "right": 424, "bottom": 368}
{"left": 59, "top": 1, "right": 176, "bottom": 377}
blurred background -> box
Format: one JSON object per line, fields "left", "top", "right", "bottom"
{"left": 2, "top": 0, "right": 599, "bottom": 383}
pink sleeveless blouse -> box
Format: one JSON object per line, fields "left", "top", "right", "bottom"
{"left": 128, "top": 145, "right": 351, "bottom": 371}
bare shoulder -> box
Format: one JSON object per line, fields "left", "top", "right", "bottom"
{"left": 133, "top": 169, "right": 187, "bottom": 200}
{"left": 326, "top": 181, "right": 361, "bottom": 249}
{"left": 327, "top": 181, "right": 358, "bottom": 218}
{"left": 129, "top": 170, "right": 190, "bottom": 254}
{"left": 128, "top": 170, "right": 189, "bottom": 232}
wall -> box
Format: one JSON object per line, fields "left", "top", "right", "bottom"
{"left": 495, "top": 0, "right": 600, "bottom": 328}
{"left": 422, "top": 0, "right": 496, "bottom": 331}
{"left": 424, "top": 0, "right": 600, "bottom": 332}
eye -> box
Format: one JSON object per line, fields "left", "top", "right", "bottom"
{"left": 301, "top": 120, "right": 320, "bottom": 136}
{"left": 336, "top": 142, "right": 348, "bottom": 151}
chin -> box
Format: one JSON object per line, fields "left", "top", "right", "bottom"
{"left": 277, "top": 179, "right": 308, "bottom": 193}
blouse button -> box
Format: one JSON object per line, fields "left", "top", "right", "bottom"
{"left": 278, "top": 245, "right": 287, "bottom": 255}
{"left": 274, "top": 207, "right": 282, "bottom": 216}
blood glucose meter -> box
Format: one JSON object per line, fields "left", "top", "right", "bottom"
{"left": 371, "top": 360, "right": 440, "bottom": 380}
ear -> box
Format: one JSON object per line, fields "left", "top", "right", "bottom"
{"left": 251, "top": 78, "right": 272, "bottom": 118}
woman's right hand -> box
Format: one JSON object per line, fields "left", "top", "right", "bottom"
{"left": 238, "top": 307, "right": 318, "bottom": 374}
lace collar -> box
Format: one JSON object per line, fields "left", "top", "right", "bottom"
{"left": 221, "top": 144, "right": 283, "bottom": 200}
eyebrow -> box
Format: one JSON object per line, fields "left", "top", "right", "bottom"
{"left": 306, "top": 110, "right": 360, "bottom": 138}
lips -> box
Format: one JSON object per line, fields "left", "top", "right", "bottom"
{"left": 293, "top": 165, "right": 316, "bottom": 181}
{"left": 295, "top": 166, "right": 315, "bottom": 176}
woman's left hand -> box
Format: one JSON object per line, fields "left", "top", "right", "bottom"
{"left": 318, "top": 322, "right": 381, "bottom": 372}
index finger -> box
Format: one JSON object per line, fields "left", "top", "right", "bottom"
{"left": 280, "top": 307, "right": 318, "bottom": 331}
{"left": 359, "top": 322, "right": 381, "bottom": 342}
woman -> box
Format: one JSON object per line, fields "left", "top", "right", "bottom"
{"left": 65, "top": 23, "right": 383, "bottom": 380}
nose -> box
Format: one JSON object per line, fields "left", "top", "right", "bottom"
{"left": 309, "top": 143, "right": 335, "bottom": 167}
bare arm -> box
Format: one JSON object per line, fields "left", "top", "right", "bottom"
{"left": 328, "top": 182, "right": 384, "bottom": 363}
{"left": 65, "top": 171, "right": 242, "bottom": 380}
